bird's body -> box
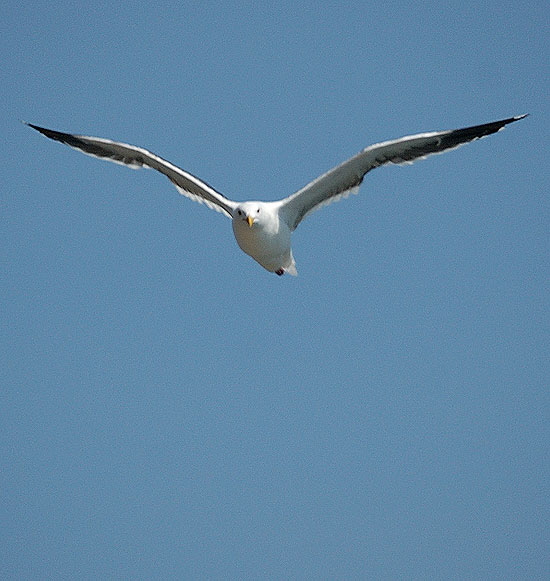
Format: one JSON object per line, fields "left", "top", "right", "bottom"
{"left": 232, "top": 201, "right": 296, "bottom": 275}
{"left": 26, "top": 115, "right": 526, "bottom": 276}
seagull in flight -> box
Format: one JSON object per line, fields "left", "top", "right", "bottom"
{"left": 26, "top": 115, "right": 526, "bottom": 276}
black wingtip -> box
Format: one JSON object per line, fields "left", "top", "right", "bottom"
{"left": 495, "top": 114, "right": 528, "bottom": 128}
{"left": 23, "top": 122, "right": 81, "bottom": 148}
{"left": 23, "top": 121, "right": 54, "bottom": 137}
{"left": 497, "top": 114, "right": 528, "bottom": 131}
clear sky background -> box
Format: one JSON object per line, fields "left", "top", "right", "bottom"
{"left": 2, "top": 1, "right": 548, "bottom": 579}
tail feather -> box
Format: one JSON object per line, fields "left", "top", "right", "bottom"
{"left": 285, "top": 253, "right": 298, "bottom": 276}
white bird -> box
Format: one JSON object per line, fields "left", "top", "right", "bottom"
{"left": 26, "top": 115, "right": 526, "bottom": 276}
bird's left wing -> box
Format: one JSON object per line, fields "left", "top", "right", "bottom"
{"left": 278, "top": 115, "right": 527, "bottom": 230}
{"left": 25, "top": 123, "right": 238, "bottom": 218}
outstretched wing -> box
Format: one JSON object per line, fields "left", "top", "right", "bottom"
{"left": 25, "top": 123, "right": 238, "bottom": 218}
{"left": 278, "top": 115, "right": 527, "bottom": 230}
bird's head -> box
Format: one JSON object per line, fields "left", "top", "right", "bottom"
{"left": 233, "top": 202, "right": 264, "bottom": 228}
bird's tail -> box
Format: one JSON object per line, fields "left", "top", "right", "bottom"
{"left": 285, "top": 254, "right": 298, "bottom": 276}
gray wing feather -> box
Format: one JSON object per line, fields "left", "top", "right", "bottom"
{"left": 279, "top": 115, "right": 527, "bottom": 230}
{"left": 26, "top": 123, "right": 237, "bottom": 218}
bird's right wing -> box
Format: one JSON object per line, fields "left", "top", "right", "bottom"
{"left": 26, "top": 123, "right": 238, "bottom": 218}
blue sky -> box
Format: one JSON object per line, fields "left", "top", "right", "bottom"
{"left": 2, "top": 1, "right": 548, "bottom": 578}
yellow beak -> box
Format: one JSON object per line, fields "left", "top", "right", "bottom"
{"left": 246, "top": 215, "right": 254, "bottom": 227}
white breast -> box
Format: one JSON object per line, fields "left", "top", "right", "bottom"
{"left": 232, "top": 209, "right": 293, "bottom": 273}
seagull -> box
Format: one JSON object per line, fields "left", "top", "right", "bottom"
{"left": 26, "top": 115, "right": 526, "bottom": 276}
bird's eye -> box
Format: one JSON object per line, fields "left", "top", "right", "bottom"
{"left": 257, "top": 208, "right": 260, "bottom": 213}
{"left": 237, "top": 210, "right": 242, "bottom": 215}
